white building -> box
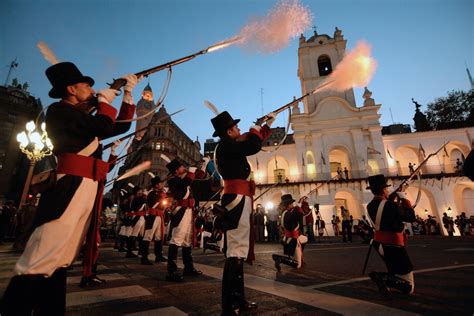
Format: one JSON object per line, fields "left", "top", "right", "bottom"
{"left": 250, "top": 28, "right": 473, "bottom": 236}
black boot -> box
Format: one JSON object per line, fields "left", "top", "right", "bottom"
{"left": 140, "top": 240, "right": 153, "bottom": 265}
{"left": 272, "top": 254, "right": 298, "bottom": 271}
{"left": 182, "top": 246, "right": 202, "bottom": 276}
{"left": 369, "top": 271, "right": 390, "bottom": 297}
{"left": 137, "top": 237, "right": 144, "bottom": 255}
{"left": 125, "top": 236, "right": 138, "bottom": 258}
{"left": 385, "top": 274, "right": 413, "bottom": 294}
{"left": 166, "top": 244, "right": 183, "bottom": 282}
{"left": 154, "top": 240, "right": 167, "bottom": 262}
{"left": 1, "top": 275, "right": 41, "bottom": 315}
{"left": 222, "top": 257, "right": 257, "bottom": 314}
{"left": 118, "top": 236, "right": 126, "bottom": 252}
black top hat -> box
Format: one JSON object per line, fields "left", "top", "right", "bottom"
{"left": 280, "top": 194, "right": 295, "bottom": 206}
{"left": 150, "top": 176, "right": 162, "bottom": 186}
{"left": 366, "top": 174, "right": 391, "bottom": 190}
{"left": 45, "top": 62, "right": 94, "bottom": 98}
{"left": 166, "top": 158, "right": 183, "bottom": 175}
{"left": 211, "top": 111, "right": 240, "bottom": 137}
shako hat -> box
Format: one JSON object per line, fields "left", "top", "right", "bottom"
{"left": 211, "top": 111, "right": 240, "bottom": 137}
{"left": 280, "top": 194, "right": 296, "bottom": 206}
{"left": 366, "top": 174, "right": 391, "bottom": 190}
{"left": 166, "top": 158, "right": 183, "bottom": 175}
{"left": 150, "top": 176, "right": 162, "bottom": 186}
{"left": 46, "top": 62, "right": 94, "bottom": 98}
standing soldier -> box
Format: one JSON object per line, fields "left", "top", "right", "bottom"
{"left": 166, "top": 158, "right": 203, "bottom": 282}
{"left": 272, "top": 194, "right": 307, "bottom": 271}
{"left": 1, "top": 62, "right": 139, "bottom": 314}
{"left": 142, "top": 176, "right": 168, "bottom": 264}
{"left": 210, "top": 110, "right": 274, "bottom": 315}
{"left": 366, "top": 174, "right": 416, "bottom": 296}
{"left": 125, "top": 187, "right": 146, "bottom": 259}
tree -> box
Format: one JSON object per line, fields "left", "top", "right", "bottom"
{"left": 425, "top": 90, "right": 474, "bottom": 130}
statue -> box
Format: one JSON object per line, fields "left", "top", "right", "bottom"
{"left": 292, "top": 96, "right": 300, "bottom": 114}
{"left": 334, "top": 27, "right": 342, "bottom": 38}
{"left": 412, "top": 98, "right": 422, "bottom": 111}
{"left": 412, "top": 98, "right": 432, "bottom": 132}
{"left": 362, "top": 87, "right": 375, "bottom": 107}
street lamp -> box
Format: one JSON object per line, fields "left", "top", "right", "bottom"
{"left": 16, "top": 120, "right": 54, "bottom": 209}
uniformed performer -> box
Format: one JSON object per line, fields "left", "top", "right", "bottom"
{"left": 128, "top": 187, "right": 147, "bottom": 260}
{"left": 165, "top": 158, "right": 203, "bottom": 282}
{"left": 272, "top": 194, "right": 307, "bottom": 271}
{"left": 1, "top": 62, "right": 139, "bottom": 314}
{"left": 366, "top": 174, "right": 416, "bottom": 296}
{"left": 142, "top": 176, "right": 168, "bottom": 264}
{"left": 210, "top": 110, "right": 274, "bottom": 315}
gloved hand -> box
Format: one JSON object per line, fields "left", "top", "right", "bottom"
{"left": 188, "top": 166, "right": 197, "bottom": 173}
{"left": 111, "top": 139, "right": 122, "bottom": 156}
{"left": 397, "top": 191, "right": 408, "bottom": 200}
{"left": 122, "top": 74, "right": 141, "bottom": 93}
{"left": 265, "top": 112, "right": 277, "bottom": 127}
{"left": 200, "top": 156, "right": 211, "bottom": 171}
{"left": 97, "top": 88, "right": 120, "bottom": 104}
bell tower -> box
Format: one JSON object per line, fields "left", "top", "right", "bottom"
{"left": 297, "top": 27, "right": 356, "bottom": 114}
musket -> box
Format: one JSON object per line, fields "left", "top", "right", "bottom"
{"left": 107, "top": 37, "right": 241, "bottom": 91}
{"left": 255, "top": 80, "right": 334, "bottom": 126}
{"left": 390, "top": 141, "right": 449, "bottom": 194}
{"left": 103, "top": 108, "right": 184, "bottom": 149}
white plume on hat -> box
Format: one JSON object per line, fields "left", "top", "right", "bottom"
{"left": 204, "top": 100, "right": 220, "bottom": 116}
{"left": 160, "top": 154, "right": 171, "bottom": 163}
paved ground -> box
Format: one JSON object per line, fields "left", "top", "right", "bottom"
{"left": 1, "top": 236, "right": 473, "bottom": 315}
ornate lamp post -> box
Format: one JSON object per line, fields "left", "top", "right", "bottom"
{"left": 16, "top": 120, "right": 54, "bottom": 209}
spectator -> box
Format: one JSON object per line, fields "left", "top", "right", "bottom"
{"left": 316, "top": 216, "right": 326, "bottom": 237}
{"left": 340, "top": 206, "right": 352, "bottom": 242}
{"left": 344, "top": 167, "right": 349, "bottom": 180}
{"left": 331, "top": 215, "right": 340, "bottom": 236}
{"left": 337, "top": 167, "right": 343, "bottom": 180}
{"left": 254, "top": 205, "right": 265, "bottom": 242}
{"left": 301, "top": 197, "right": 315, "bottom": 243}
{"left": 0, "top": 201, "right": 15, "bottom": 243}
{"left": 455, "top": 158, "right": 463, "bottom": 173}
{"left": 408, "top": 162, "right": 415, "bottom": 174}
{"left": 442, "top": 212, "right": 455, "bottom": 237}
{"left": 266, "top": 205, "right": 279, "bottom": 242}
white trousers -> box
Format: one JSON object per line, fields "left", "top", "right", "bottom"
{"left": 169, "top": 208, "right": 193, "bottom": 247}
{"left": 226, "top": 195, "right": 251, "bottom": 259}
{"left": 15, "top": 178, "right": 98, "bottom": 277}
{"left": 143, "top": 216, "right": 163, "bottom": 242}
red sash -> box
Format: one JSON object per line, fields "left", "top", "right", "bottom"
{"left": 284, "top": 229, "right": 299, "bottom": 238}
{"left": 223, "top": 179, "right": 256, "bottom": 196}
{"left": 374, "top": 231, "right": 405, "bottom": 246}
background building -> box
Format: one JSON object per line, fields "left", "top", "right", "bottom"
{"left": 111, "top": 85, "right": 202, "bottom": 198}
{"left": 249, "top": 27, "right": 473, "bottom": 236}
{"left": 0, "top": 79, "right": 43, "bottom": 204}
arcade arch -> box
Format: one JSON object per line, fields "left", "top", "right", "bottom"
{"left": 267, "top": 156, "right": 290, "bottom": 183}
{"left": 394, "top": 145, "right": 419, "bottom": 176}
{"left": 329, "top": 147, "right": 351, "bottom": 179}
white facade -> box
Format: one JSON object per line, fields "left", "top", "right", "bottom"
{"left": 251, "top": 28, "right": 474, "bottom": 236}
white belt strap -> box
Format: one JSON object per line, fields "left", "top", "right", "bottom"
{"left": 374, "top": 200, "right": 386, "bottom": 231}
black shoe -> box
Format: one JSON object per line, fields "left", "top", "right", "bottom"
{"left": 155, "top": 256, "right": 167, "bottom": 263}
{"left": 125, "top": 252, "right": 138, "bottom": 258}
{"left": 240, "top": 300, "right": 258, "bottom": 311}
{"left": 141, "top": 257, "right": 153, "bottom": 265}
{"left": 79, "top": 275, "right": 106, "bottom": 287}
{"left": 166, "top": 272, "right": 183, "bottom": 282}
{"left": 183, "top": 267, "right": 203, "bottom": 276}
{"left": 369, "top": 272, "right": 390, "bottom": 297}
{"left": 272, "top": 254, "right": 281, "bottom": 272}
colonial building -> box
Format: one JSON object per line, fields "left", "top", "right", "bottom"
{"left": 247, "top": 28, "right": 473, "bottom": 236}
{"left": 112, "top": 85, "right": 202, "bottom": 197}
{"left": 0, "top": 81, "right": 43, "bottom": 203}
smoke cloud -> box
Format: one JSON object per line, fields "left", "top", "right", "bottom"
{"left": 237, "top": 0, "right": 312, "bottom": 53}
{"left": 324, "top": 41, "right": 377, "bottom": 91}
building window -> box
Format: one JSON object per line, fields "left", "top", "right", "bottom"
{"left": 318, "top": 55, "right": 332, "bottom": 76}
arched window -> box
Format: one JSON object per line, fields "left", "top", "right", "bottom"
{"left": 318, "top": 55, "right": 332, "bottom": 76}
